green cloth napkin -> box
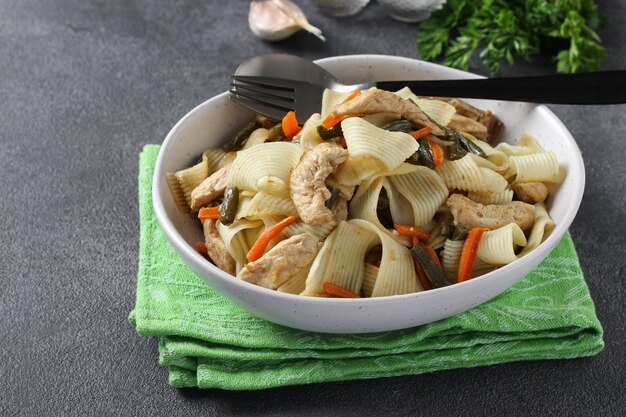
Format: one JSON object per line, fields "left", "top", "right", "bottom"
{"left": 130, "top": 145, "right": 603, "bottom": 390}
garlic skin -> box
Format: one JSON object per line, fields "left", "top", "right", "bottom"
{"left": 249, "top": 0, "right": 325, "bottom": 42}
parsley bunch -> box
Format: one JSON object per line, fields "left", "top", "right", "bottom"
{"left": 417, "top": 0, "right": 607, "bottom": 74}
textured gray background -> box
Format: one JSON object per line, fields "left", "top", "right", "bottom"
{"left": 1, "top": 0, "right": 625, "bottom": 416}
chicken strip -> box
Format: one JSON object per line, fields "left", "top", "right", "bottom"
{"left": 447, "top": 193, "right": 534, "bottom": 231}
{"left": 330, "top": 88, "right": 443, "bottom": 136}
{"left": 512, "top": 182, "right": 549, "bottom": 204}
{"left": 290, "top": 143, "right": 348, "bottom": 225}
{"left": 190, "top": 165, "right": 230, "bottom": 212}
{"left": 447, "top": 114, "right": 488, "bottom": 140}
{"left": 202, "top": 218, "right": 236, "bottom": 275}
{"left": 238, "top": 233, "right": 320, "bottom": 289}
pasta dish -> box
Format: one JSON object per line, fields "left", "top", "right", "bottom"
{"left": 166, "top": 87, "right": 561, "bottom": 298}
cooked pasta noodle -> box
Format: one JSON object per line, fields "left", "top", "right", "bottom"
{"left": 341, "top": 117, "right": 419, "bottom": 179}
{"left": 467, "top": 189, "right": 514, "bottom": 205}
{"left": 519, "top": 203, "right": 555, "bottom": 256}
{"left": 170, "top": 85, "right": 564, "bottom": 298}
{"left": 507, "top": 152, "right": 560, "bottom": 183}
{"left": 228, "top": 142, "right": 302, "bottom": 192}
{"left": 477, "top": 223, "right": 528, "bottom": 265}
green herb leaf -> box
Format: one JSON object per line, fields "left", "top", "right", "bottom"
{"left": 417, "top": 0, "right": 607, "bottom": 74}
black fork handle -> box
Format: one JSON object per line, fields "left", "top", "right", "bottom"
{"left": 376, "top": 70, "right": 626, "bottom": 104}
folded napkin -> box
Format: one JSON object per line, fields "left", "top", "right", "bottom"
{"left": 129, "top": 145, "right": 603, "bottom": 390}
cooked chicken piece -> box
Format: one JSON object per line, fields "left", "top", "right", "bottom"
{"left": 447, "top": 114, "right": 488, "bottom": 140}
{"left": 447, "top": 98, "right": 483, "bottom": 121}
{"left": 202, "top": 218, "right": 236, "bottom": 275}
{"left": 331, "top": 197, "right": 349, "bottom": 222}
{"left": 238, "top": 233, "right": 320, "bottom": 289}
{"left": 425, "top": 97, "right": 502, "bottom": 143}
{"left": 512, "top": 182, "right": 549, "bottom": 204}
{"left": 330, "top": 88, "right": 443, "bottom": 136}
{"left": 290, "top": 143, "right": 348, "bottom": 225}
{"left": 217, "top": 152, "right": 237, "bottom": 170}
{"left": 447, "top": 194, "right": 534, "bottom": 231}
{"left": 190, "top": 165, "right": 230, "bottom": 212}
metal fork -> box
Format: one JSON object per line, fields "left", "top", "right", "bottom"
{"left": 230, "top": 66, "right": 626, "bottom": 121}
{"left": 230, "top": 75, "right": 370, "bottom": 121}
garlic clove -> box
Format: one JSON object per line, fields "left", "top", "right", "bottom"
{"left": 249, "top": 0, "right": 325, "bottom": 42}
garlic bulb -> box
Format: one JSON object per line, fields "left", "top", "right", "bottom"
{"left": 249, "top": 0, "right": 325, "bottom": 42}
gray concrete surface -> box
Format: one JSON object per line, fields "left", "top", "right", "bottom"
{"left": 1, "top": 0, "right": 625, "bottom": 415}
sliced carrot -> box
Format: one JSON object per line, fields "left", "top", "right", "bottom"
{"left": 457, "top": 227, "right": 488, "bottom": 282}
{"left": 394, "top": 224, "right": 431, "bottom": 241}
{"left": 323, "top": 282, "right": 361, "bottom": 298}
{"left": 198, "top": 206, "right": 220, "bottom": 220}
{"left": 428, "top": 138, "right": 444, "bottom": 167}
{"left": 410, "top": 127, "right": 432, "bottom": 140}
{"left": 196, "top": 241, "right": 208, "bottom": 257}
{"left": 322, "top": 114, "right": 350, "bottom": 129}
{"left": 246, "top": 216, "right": 296, "bottom": 262}
{"left": 341, "top": 89, "right": 361, "bottom": 104}
{"left": 282, "top": 111, "right": 301, "bottom": 137}
{"left": 414, "top": 262, "right": 433, "bottom": 291}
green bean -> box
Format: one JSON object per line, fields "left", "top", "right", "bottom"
{"left": 267, "top": 123, "right": 286, "bottom": 141}
{"left": 417, "top": 137, "right": 435, "bottom": 169}
{"left": 410, "top": 245, "right": 451, "bottom": 288}
{"left": 219, "top": 187, "right": 239, "bottom": 225}
{"left": 317, "top": 125, "right": 343, "bottom": 140}
{"left": 223, "top": 119, "right": 261, "bottom": 152}
{"left": 440, "top": 223, "right": 455, "bottom": 239}
{"left": 446, "top": 138, "right": 468, "bottom": 160}
{"left": 451, "top": 224, "right": 470, "bottom": 241}
{"left": 455, "top": 131, "right": 487, "bottom": 157}
{"left": 382, "top": 119, "right": 413, "bottom": 133}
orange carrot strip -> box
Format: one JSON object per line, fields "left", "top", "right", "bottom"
{"left": 198, "top": 206, "right": 220, "bottom": 220}
{"left": 282, "top": 111, "right": 301, "bottom": 137}
{"left": 394, "top": 224, "right": 431, "bottom": 241}
{"left": 410, "top": 127, "right": 432, "bottom": 140}
{"left": 414, "top": 262, "right": 433, "bottom": 291}
{"left": 341, "top": 89, "right": 361, "bottom": 104}
{"left": 322, "top": 114, "right": 350, "bottom": 129}
{"left": 196, "top": 241, "right": 208, "bottom": 257}
{"left": 428, "top": 138, "right": 444, "bottom": 167}
{"left": 246, "top": 216, "right": 296, "bottom": 262}
{"left": 323, "top": 282, "right": 361, "bottom": 298}
{"left": 458, "top": 227, "right": 488, "bottom": 283}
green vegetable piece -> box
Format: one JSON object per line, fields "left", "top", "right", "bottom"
{"left": 382, "top": 119, "right": 414, "bottom": 133}
{"left": 417, "top": 0, "right": 607, "bottom": 75}
{"left": 317, "top": 125, "right": 343, "bottom": 140}
{"left": 446, "top": 139, "right": 467, "bottom": 160}
{"left": 452, "top": 224, "right": 469, "bottom": 241}
{"left": 440, "top": 223, "right": 455, "bottom": 239}
{"left": 219, "top": 187, "right": 239, "bottom": 225}
{"left": 417, "top": 138, "right": 435, "bottom": 169}
{"left": 405, "top": 152, "right": 421, "bottom": 165}
{"left": 455, "top": 132, "right": 486, "bottom": 157}
{"left": 267, "top": 123, "right": 286, "bottom": 142}
{"left": 325, "top": 188, "right": 341, "bottom": 209}
{"left": 223, "top": 119, "right": 261, "bottom": 152}
{"left": 410, "top": 245, "right": 451, "bottom": 288}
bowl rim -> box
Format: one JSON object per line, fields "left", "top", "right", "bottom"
{"left": 152, "top": 54, "right": 585, "bottom": 305}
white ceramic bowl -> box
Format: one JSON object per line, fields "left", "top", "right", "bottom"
{"left": 153, "top": 55, "right": 584, "bottom": 333}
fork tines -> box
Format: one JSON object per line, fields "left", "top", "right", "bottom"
{"left": 230, "top": 75, "right": 298, "bottom": 115}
